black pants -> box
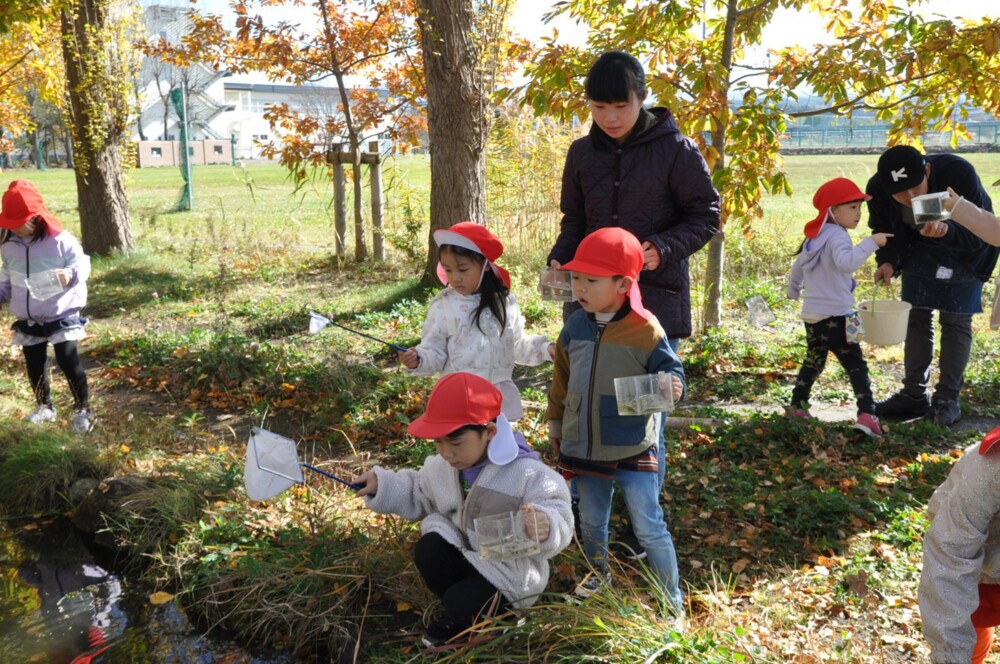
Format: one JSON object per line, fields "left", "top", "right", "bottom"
{"left": 791, "top": 316, "right": 875, "bottom": 415}
{"left": 413, "top": 532, "right": 510, "bottom": 627}
{"left": 23, "top": 340, "right": 89, "bottom": 410}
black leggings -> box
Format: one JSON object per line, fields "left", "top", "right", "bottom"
{"left": 790, "top": 316, "right": 874, "bottom": 415}
{"left": 22, "top": 340, "right": 89, "bottom": 410}
{"left": 413, "top": 532, "right": 511, "bottom": 627}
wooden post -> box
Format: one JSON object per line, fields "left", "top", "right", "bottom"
{"left": 369, "top": 140, "right": 384, "bottom": 260}
{"left": 330, "top": 143, "right": 347, "bottom": 258}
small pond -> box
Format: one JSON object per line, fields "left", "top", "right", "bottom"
{"left": 0, "top": 518, "right": 291, "bottom": 663}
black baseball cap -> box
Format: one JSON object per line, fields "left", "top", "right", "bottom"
{"left": 877, "top": 145, "right": 926, "bottom": 195}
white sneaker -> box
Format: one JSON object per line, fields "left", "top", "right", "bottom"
{"left": 574, "top": 573, "right": 610, "bottom": 598}
{"left": 71, "top": 409, "right": 94, "bottom": 433}
{"left": 24, "top": 404, "right": 57, "bottom": 424}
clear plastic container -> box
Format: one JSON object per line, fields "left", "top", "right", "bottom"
{"left": 745, "top": 294, "right": 776, "bottom": 327}
{"left": 24, "top": 270, "right": 64, "bottom": 300}
{"left": 614, "top": 372, "right": 675, "bottom": 416}
{"left": 538, "top": 268, "right": 574, "bottom": 302}
{"left": 911, "top": 192, "right": 951, "bottom": 225}
{"left": 474, "top": 510, "right": 540, "bottom": 560}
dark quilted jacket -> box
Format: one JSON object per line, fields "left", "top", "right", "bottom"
{"left": 547, "top": 107, "right": 721, "bottom": 338}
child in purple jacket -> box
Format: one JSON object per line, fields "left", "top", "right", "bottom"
{"left": 0, "top": 180, "right": 93, "bottom": 433}
{"left": 786, "top": 178, "right": 893, "bottom": 437}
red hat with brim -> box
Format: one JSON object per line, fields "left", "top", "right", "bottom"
{"left": 561, "top": 227, "right": 652, "bottom": 320}
{"left": 978, "top": 424, "right": 1000, "bottom": 455}
{"left": 0, "top": 180, "right": 63, "bottom": 235}
{"left": 408, "top": 372, "right": 503, "bottom": 439}
{"left": 433, "top": 221, "right": 510, "bottom": 288}
{"left": 803, "top": 178, "right": 871, "bottom": 239}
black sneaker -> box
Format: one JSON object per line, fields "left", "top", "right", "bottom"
{"left": 609, "top": 531, "right": 647, "bottom": 561}
{"left": 930, "top": 399, "right": 962, "bottom": 427}
{"left": 875, "top": 391, "right": 931, "bottom": 419}
{"left": 421, "top": 615, "right": 466, "bottom": 648}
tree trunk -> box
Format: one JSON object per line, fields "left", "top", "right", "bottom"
{"left": 701, "top": 0, "right": 738, "bottom": 330}
{"left": 415, "top": 0, "right": 487, "bottom": 285}
{"left": 60, "top": 0, "right": 135, "bottom": 255}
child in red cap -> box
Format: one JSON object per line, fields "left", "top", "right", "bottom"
{"left": 0, "top": 180, "right": 94, "bottom": 433}
{"left": 397, "top": 221, "right": 553, "bottom": 421}
{"left": 786, "top": 177, "right": 893, "bottom": 436}
{"left": 546, "top": 226, "right": 686, "bottom": 609}
{"left": 353, "top": 372, "right": 573, "bottom": 649}
{"left": 920, "top": 425, "right": 1000, "bottom": 664}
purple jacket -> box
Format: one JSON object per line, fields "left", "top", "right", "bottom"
{"left": 0, "top": 231, "right": 90, "bottom": 323}
{"left": 548, "top": 107, "right": 721, "bottom": 338}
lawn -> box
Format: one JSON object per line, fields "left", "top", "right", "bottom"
{"left": 1, "top": 152, "right": 999, "bottom": 661}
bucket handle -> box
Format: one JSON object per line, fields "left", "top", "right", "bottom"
{"left": 863, "top": 279, "right": 900, "bottom": 316}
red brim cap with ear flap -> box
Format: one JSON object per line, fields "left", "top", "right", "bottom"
{"left": 433, "top": 221, "right": 510, "bottom": 287}
{"left": 803, "top": 177, "right": 872, "bottom": 239}
{"left": 407, "top": 372, "right": 503, "bottom": 439}
{"left": 0, "top": 179, "right": 63, "bottom": 234}
{"left": 561, "top": 227, "right": 644, "bottom": 279}
{"left": 978, "top": 425, "right": 1000, "bottom": 455}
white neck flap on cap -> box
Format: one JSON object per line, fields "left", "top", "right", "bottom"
{"left": 487, "top": 413, "right": 519, "bottom": 465}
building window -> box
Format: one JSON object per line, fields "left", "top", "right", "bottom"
{"left": 213, "top": 145, "right": 224, "bottom": 155}
{"left": 151, "top": 147, "right": 162, "bottom": 157}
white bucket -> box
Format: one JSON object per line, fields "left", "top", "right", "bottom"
{"left": 857, "top": 299, "right": 911, "bottom": 346}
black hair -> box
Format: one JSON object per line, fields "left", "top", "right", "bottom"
{"left": 584, "top": 51, "right": 647, "bottom": 103}
{"left": 444, "top": 422, "right": 494, "bottom": 440}
{"left": 439, "top": 244, "right": 509, "bottom": 334}
{"left": 0, "top": 215, "right": 48, "bottom": 245}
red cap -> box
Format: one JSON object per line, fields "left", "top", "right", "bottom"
{"left": 433, "top": 222, "right": 510, "bottom": 288}
{"left": 408, "top": 372, "right": 502, "bottom": 439}
{"left": 0, "top": 180, "right": 63, "bottom": 234}
{"left": 978, "top": 424, "right": 1000, "bottom": 455}
{"left": 803, "top": 178, "right": 871, "bottom": 239}
{"left": 561, "top": 227, "right": 644, "bottom": 279}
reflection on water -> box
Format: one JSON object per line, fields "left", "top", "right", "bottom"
{"left": 0, "top": 519, "right": 290, "bottom": 663}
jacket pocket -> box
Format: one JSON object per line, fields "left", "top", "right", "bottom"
{"left": 562, "top": 391, "right": 582, "bottom": 442}
{"left": 598, "top": 394, "right": 647, "bottom": 446}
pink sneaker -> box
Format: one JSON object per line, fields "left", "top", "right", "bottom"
{"left": 785, "top": 407, "right": 811, "bottom": 419}
{"left": 854, "top": 413, "right": 883, "bottom": 437}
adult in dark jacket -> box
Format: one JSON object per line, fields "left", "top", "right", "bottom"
{"left": 867, "top": 145, "right": 999, "bottom": 426}
{"left": 546, "top": 50, "right": 719, "bottom": 561}
{"left": 546, "top": 51, "right": 721, "bottom": 342}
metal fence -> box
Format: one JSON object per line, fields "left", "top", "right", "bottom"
{"left": 780, "top": 122, "right": 1000, "bottom": 149}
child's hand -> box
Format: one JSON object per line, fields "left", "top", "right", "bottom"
{"left": 53, "top": 268, "right": 70, "bottom": 286}
{"left": 658, "top": 373, "right": 683, "bottom": 402}
{"left": 549, "top": 436, "right": 560, "bottom": 455}
{"left": 547, "top": 342, "right": 556, "bottom": 360}
{"left": 521, "top": 504, "right": 549, "bottom": 542}
{"left": 871, "top": 232, "right": 894, "bottom": 248}
{"left": 353, "top": 470, "right": 377, "bottom": 497}
{"left": 398, "top": 348, "right": 420, "bottom": 369}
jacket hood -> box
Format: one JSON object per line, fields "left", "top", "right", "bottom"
{"left": 797, "top": 221, "right": 838, "bottom": 271}
{"left": 590, "top": 106, "right": 680, "bottom": 149}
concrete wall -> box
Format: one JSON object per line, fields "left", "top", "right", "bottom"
{"left": 135, "top": 140, "right": 233, "bottom": 167}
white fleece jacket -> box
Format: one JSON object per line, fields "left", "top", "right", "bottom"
{"left": 364, "top": 453, "right": 573, "bottom": 609}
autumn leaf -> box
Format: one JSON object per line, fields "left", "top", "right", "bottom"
{"left": 149, "top": 591, "right": 174, "bottom": 605}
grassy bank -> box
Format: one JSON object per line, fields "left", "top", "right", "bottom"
{"left": 0, "top": 154, "right": 998, "bottom": 660}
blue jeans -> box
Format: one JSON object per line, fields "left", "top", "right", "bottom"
{"left": 576, "top": 466, "right": 683, "bottom": 610}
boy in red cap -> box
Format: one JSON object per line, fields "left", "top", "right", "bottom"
{"left": 920, "top": 425, "right": 1000, "bottom": 664}
{"left": 546, "top": 226, "right": 686, "bottom": 608}
{"left": 397, "top": 221, "right": 553, "bottom": 421}
{"left": 786, "top": 177, "right": 893, "bottom": 436}
{"left": 353, "top": 372, "right": 573, "bottom": 649}
{"left": 0, "top": 180, "right": 94, "bottom": 433}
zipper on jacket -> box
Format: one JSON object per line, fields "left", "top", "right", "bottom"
{"left": 22, "top": 242, "right": 31, "bottom": 321}
{"left": 586, "top": 322, "right": 606, "bottom": 460}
